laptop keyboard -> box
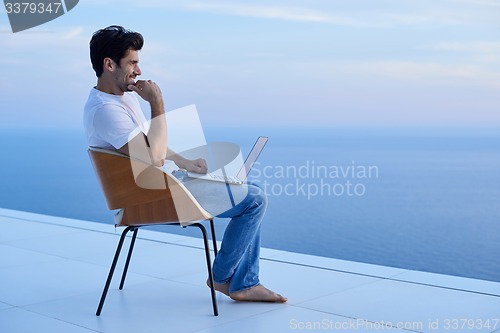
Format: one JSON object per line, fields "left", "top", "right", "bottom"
{"left": 209, "top": 173, "right": 240, "bottom": 183}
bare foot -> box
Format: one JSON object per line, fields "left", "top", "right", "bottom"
{"left": 206, "top": 278, "right": 230, "bottom": 297}
{"left": 229, "top": 284, "right": 288, "bottom": 303}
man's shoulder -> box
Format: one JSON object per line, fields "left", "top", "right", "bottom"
{"left": 86, "top": 89, "right": 137, "bottom": 109}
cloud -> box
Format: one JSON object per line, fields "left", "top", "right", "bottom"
{"left": 362, "top": 61, "right": 500, "bottom": 86}
{"left": 127, "top": 0, "right": 366, "bottom": 26}
{"left": 181, "top": 2, "right": 364, "bottom": 26}
{"left": 451, "top": 0, "right": 500, "bottom": 7}
{"left": 187, "top": 2, "right": 324, "bottom": 22}
{"left": 422, "top": 41, "right": 500, "bottom": 65}
{"left": 3, "top": 25, "right": 87, "bottom": 49}
{"left": 292, "top": 60, "right": 500, "bottom": 89}
{"left": 426, "top": 41, "right": 500, "bottom": 54}
{"left": 125, "top": 0, "right": 496, "bottom": 28}
{"left": 3, "top": 1, "right": 499, "bottom": 127}
{"left": 63, "top": 26, "right": 84, "bottom": 39}
{"left": 1, "top": 25, "right": 92, "bottom": 90}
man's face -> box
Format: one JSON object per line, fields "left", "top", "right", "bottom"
{"left": 113, "top": 49, "right": 141, "bottom": 93}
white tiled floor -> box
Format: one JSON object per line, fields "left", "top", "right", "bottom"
{"left": 1, "top": 207, "right": 499, "bottom": 333}
{"left": 299, "top": 279, "right": 500, "bottom": 333}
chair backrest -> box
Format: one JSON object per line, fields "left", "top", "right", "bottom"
{"left": 88, "top": 147, "right": 212, "bottom": 226}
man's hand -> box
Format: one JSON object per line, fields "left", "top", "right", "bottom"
{"left": 182, "top": 158, "right": 208, "bottom": 174}
{"left": 128, "top": 79, "right": 163, "bottom": 105}
{"left": 165, "top": 150, "right": 208, "bottom": 174}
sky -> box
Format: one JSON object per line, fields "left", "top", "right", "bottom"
{"left": 1, "top": 0, "right": 500, "bottom": 129}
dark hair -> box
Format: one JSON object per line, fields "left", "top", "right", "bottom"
{"left": 89, "top": 25, "right": 144, "bottom": 77}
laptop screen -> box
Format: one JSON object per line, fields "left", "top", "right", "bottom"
{"left": 237, "top": 136, "right": 268, "bottom": 180}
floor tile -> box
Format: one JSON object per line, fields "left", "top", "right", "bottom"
{"left": 0, "top": 208, "right": 111, "bottom": 233}
{"left": 195, "top": 306, "right": 409, "bottom": 333}
{"left": 5, "top": 229, "right": 155, "bottom": 261}
{"left": 0, "top": 258, "right": 155, "bottom": 307}
{"left": 25, "top": 279, "right": 285, "bottom": 333}
{"left": 79, "top": 240, "right": 210, "bottom": 282}
{"left": 299, "top": 278, "right": 500, "bottom": 333}
{"left": 395, "top": 270, "right": 500, "bottom": 297}
{"left": 0, "top": 244, "right": 60, "bottom": 269}
{"left": 169, "top": 257, "right": 381, "bottom": 305}
{"left": 260, "top": 247, "right": 289, "bottom": 259}
{"left": 271, "top": 251, "right": 408, "bottom": 279}
{"left": 0, "top": 217, "right": 78, "bottom": 243}
{"left": 259, "top": 259, "right": 381, "bottom": 304}
{"left": 0, "top": 301, "right": 13, "bottom": 310}
{"left": 0, "top": 307, "right": 95, "bottom": 333}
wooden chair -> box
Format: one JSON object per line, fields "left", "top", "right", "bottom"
{"left": 88, "top": 147, "right": 219, "bottom": 316}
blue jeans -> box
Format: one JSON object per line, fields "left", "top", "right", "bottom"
{"left": 173, "top": 171, "right": 267, "bottom": 293}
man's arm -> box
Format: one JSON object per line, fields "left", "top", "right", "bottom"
{"left": 117, "top": 79, "right": 207, "bottom": 172}
{"left": 120, "top": 79, "right": 166, "bottom": 166}
{"left": 167, "top": 149, "right": 208, "bottom": 174}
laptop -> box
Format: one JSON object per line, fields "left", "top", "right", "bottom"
{"left": 187, "top": 136, "right": 268, "bottom": 184}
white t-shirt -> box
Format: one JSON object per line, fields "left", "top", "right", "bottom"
{"left": 83, "top": 87, "right": 149, "bottom": 150}
{"left": 83, "top": 87, "right": 178, "bottom": 173}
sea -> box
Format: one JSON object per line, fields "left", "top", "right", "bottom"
{"left": 1, "top": 126, "right": 499, "bottom": 283}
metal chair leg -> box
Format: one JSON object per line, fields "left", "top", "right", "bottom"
{"left": 96, "top": 226, "right": 135, "bottom": 316}
{"left": 209, "top": 219, "right": 218, "bottom": 257}
{"left": 119, "top": 227, "right": 139, "bottom": 290}
{"left": 192, "top": 223, "right": 219, "bottom": 316}
{"left": 97, "top": 221, "right": 219, "bottom": 316}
